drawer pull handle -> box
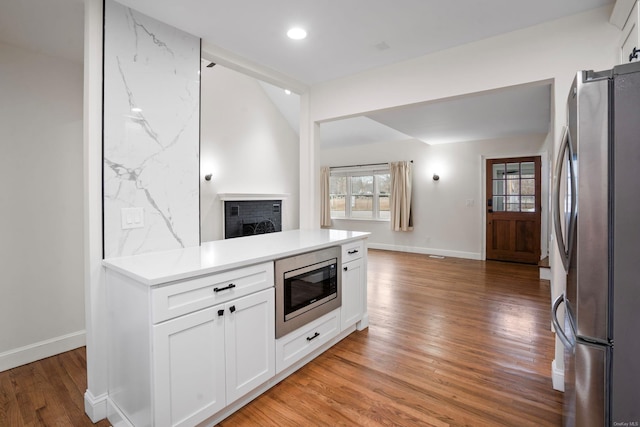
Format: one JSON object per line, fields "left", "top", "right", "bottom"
{"left": 347, "top": 249, "right": 359, "bottom": 255}
{"left": 229, "top": 305, "right": 236, "bottom": 313}
{"left": 213, "top": 283, "right": 236, "bottom": 293}
{"left": 343, "top": 266, "right": 348, "bottom": 271}
{"left": 306, "top": 332, "right": 320, "bottom": 342}
{"left": 217, "top": 309, "right": 224, "bottom": 316}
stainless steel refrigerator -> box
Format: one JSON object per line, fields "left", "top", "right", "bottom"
{"left": 552, "top": 61, "right": 640, "bottom": 427}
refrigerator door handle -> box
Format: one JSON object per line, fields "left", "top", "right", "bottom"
{"left": 552, "top": 126, "right": 577, "bottom": 272}
{"left": 552, "top": 294, "right": 573, "bottom": 349}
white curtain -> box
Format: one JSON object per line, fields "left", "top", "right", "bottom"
{"left": 390, "top": 161, "right": 413, "bottom": 231}
{"left": 320, "top": 166, "right": 332, "bottom": 227}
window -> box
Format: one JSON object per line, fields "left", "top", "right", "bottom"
{"left": 329, "top": 166, "right": 390, "bottom": 220}
{"left": 491, "top": 161, "right": 536, "bottom": 212}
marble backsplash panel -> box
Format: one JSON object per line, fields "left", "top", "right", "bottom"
{"left": 103, "top": 0, "right": 200, "bottom": 258}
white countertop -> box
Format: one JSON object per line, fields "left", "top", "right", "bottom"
{"left": 103, "top": 229, "right": 369, "bottom": 286}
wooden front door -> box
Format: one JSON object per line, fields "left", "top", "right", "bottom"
{"left": 486, "top": 157, "right": 541, "bottom": 264}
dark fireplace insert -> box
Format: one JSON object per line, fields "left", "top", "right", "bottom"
{"left": 224, "top": 200, "right": 282, "bottom": 239}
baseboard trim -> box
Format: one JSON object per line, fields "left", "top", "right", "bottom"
{"left": 85, "top": 389, "right": 108, "bottom": 422}
{"left": 367, "top": 243, "right": 482, "bottom": 261}
{"left": 539, "top": 266, "right": 552, "bottom": 281}
{"left": 552, "top": 359, "right": 564, "bottom": 392}
{"left": 0, "top": 330, "right": 86, "bottom": 372}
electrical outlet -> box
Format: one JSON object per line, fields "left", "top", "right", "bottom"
{"left": 121, "top": 207, "right": 144, "bottom": 230}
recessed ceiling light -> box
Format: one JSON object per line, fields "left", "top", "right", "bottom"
{"left": 284, "top": 89, "right": 291, "bottom": 95}
{"left": 131, "top": 107, "right": 142, "bottom": 112}
{"left": 287, "top": 27, "right": 307, "bottom": 40}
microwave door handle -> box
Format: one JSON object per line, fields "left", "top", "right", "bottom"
{"left": 552, "top": 294, "right": 573, "bottom": 349}
{"left": 553, "top": 126, "right": 571, "bottom": 271}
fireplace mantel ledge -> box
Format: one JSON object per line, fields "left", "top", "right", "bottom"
{"left": 218, "top": 193, "right": 289, "bottom": 201}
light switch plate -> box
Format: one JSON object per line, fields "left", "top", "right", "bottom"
{"left": 121, "top": 207, "right": 144, "bottom": 230}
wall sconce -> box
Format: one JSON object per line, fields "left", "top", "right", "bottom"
{"left": 204, "top": 174, "right": 212, "bottom": 181}
{"left": 432, "top": 173, "right": 440, "bottom": 181}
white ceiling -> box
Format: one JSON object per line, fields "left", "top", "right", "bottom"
{"left": 0, "top": 0, "right": 610, "bottom": 146}
{"left": 1, "top": 0, "right": 613, "bottom": 83}
{"left": 114, "top": 0, "right": 613, "bottom": 85}
{"left": 321, "top": 82, "right": 551, "bottom": 147}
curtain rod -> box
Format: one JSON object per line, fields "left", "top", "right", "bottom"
{"left": 329, "top": 160, "right": 413, "bottom": 169}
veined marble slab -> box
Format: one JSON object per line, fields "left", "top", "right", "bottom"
{"left": 103, "top": 0, "right": 200, "bottom": 258}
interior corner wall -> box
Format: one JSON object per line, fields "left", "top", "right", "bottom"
{"left": 103, "top": 0, "right": 200, "bottom": 258}
{"left": 320, "top": 135, "right": 547, "bottom": 259}
{"left": 200, "top": 66, "right": 300, "bottom": 242}
{"left": 0, "top": 41, "right": 85, "bottom": 370}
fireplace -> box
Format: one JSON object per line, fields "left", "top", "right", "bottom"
{"left": 223, "top": 199, "right": 282, "bottom": 239}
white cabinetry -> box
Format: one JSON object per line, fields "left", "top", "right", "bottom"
{"left": 341, "top": 257, "right": 364, "bottom": 330}
{"left": 275, "top": 308, "right": 341, "bottom": 373}
{"left": 224, "top": 288, "right": 275, "bottom": 404}
{"left": 153, "top": 306, "right": 225, "bottom": 427}
{"left": 107, "top": 262, "right": 274, "bottom": 427}
{"left": 340, "top": 241, "right": 367, "bottom": 331}
{"left": 104, "top": 231, "right": 370, "bottom": 426}
{"left": 153, "top": 288, "right": 274, "bottom": 427}
{"left": 621, "top": 1, "right": 639, "bottom": 64}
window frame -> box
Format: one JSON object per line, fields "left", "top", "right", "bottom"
{"left": 329, "top": 166, "right": 390, "bottom": 221}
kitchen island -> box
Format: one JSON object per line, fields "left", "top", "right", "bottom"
{"left": 103, "top": 229, "right": 369, "bottom": 427}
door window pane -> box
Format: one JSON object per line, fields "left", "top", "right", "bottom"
{"left": 521, "top": 179, "right": 535, "bottom": 195}
{"left": 522, "top": 196, "right": 535, "bottom": 212}
{"left": 506, "top": 163, "right": 520, "bottom": 179}
{"left": 490, "top": 160, "right": 537, "bottom": 213}
{"left": 507, "top": 180, "right": 520, "bottom": 195}
{"left": 521, "top": 162, "right": 535, "bottom": 178}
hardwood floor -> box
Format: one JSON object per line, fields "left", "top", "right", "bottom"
{"left": 0, "top": 346, "right": 110, "bottom": 426}
{"left": 220, "top": 250, "right": 562, "bottom": 426}
{"left": 0, "top": 249, "right": 562, "bottom": 426}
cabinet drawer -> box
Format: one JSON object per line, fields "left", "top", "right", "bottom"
{"left": 275, "top": 309, "right": 340, "bottom": 374}
{"left": 342, "top": 240, "right": 364, "bottom": 263}
{"left": 151, "top": 262, "right": 274, "bottom": 324}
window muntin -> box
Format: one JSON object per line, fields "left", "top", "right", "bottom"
{"left": 492, "top": 161, "right": 537, "bottom": 213}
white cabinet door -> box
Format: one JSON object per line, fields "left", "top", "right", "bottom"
{"left": 153, "top": 306, "right": 226, "bottom": 427}
{"left": 225, "top": 288, "right": 275, "bottom": 404}
{"left": 621, "top": 1, "right": 639, "bottom": 64}
{"left": 341, "top": 258, "right": 364, "bottom": 330}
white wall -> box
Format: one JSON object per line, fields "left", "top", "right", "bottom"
{"left": 320, "top": 135, "right": 547, "bottom": 259}
{"left": 200, "top": 65, "right": 300, "bottom": 242}
{"left": 0, "top": 42, "right": 85, "bottom": 371}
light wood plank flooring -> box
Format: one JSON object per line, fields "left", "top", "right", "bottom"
{"left": 0, "top": 249, "right": 562, "bottom": 426}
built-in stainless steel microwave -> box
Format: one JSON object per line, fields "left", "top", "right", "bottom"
{"left": 274, "top": 246, "right": 341, "bottom": 338}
